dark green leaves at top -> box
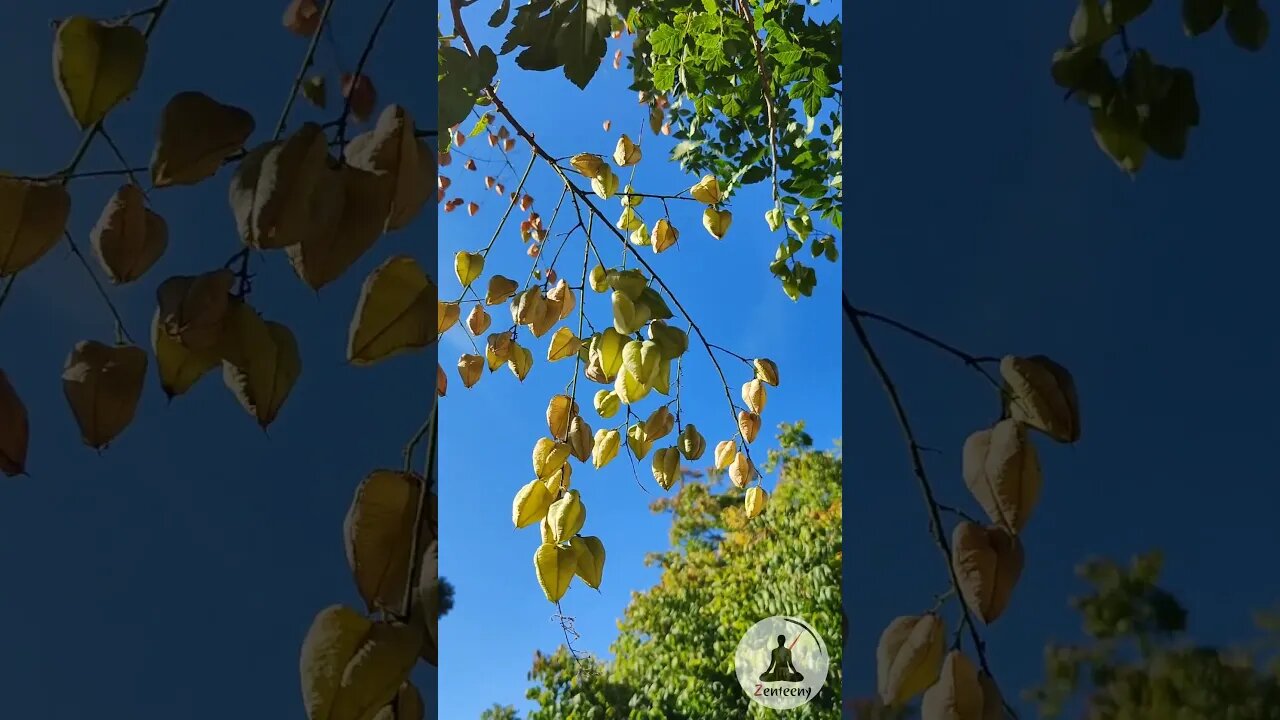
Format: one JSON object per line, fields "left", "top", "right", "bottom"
{"left": 1182, "top": 0, "right": 1224, "bottom": 36}
{"left": 1091, "top": 97, "right": 1147, "bottom": 175}
{"left": 438, "top": 45, "right": 497, "bottom": 141}
{"left": 489, "top": 0, "right": 511, "bottom": 27}
{"left": 1104, "top": 0, "right": 1153, "bottom": 26}
{"left": 1142, "top": 68, "right": 1200, "bottom": 160}
{"left": 500, "top": 0, "right": 634, "bottom": 89}
{"left": 1070, "top": 0, "right": 1116, "bottom": 46}
{"left": 1226, "top": 1, "right": 1269, "bottom": 51}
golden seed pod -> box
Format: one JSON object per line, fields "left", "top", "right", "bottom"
{"left": 737, "top": 410, "right": 761, "bottom": 444}
{"left": 507, "top": 342, "right": 534, "bottom": 381}
{"left": 466, "top": 304, "right": 491, "bottom": 336}
{"left": 570, "top": 153, "right": 606, "bottom": 177}
{"left": 613, "top": 134, "right": 642, "bottom": 166}
{"left": 546, "top": 327, "right": 580, "bottom": 362}
{"left": 952, "top": 522, "right": 1025, "bottom": 625}
{"left": 920, "top": 651, "right": 987, "bottom": 720}
{"left": 593, "top": 428, "right": 621, "bottom": 469}
{"left": 454, "top": 250, "right": 484, "bottom": 287}
{"left": 567, "top": 416, "right": 594, "bottom": 462}
{"left": 437, "top": 301, "right": 460, "bottom": 336}
{"left": 753, "top": 357, "right": 780, "bottom": 386}
{"left": 513, "top": 478, "right": 553, "bottom": 528}
{"left": 436, "top": 363, "right": 447, "bottom": 397}
{"left": 588, "top": 265, "right": 610, "bottom": 292}
{"left": 689, "top": 174, "right": 722, "bottom": 204}
{"left": 532, "top": 437, "right": 572, "bottom": 480}
{"left": 547, "top": 489, "right": 586, "bottom": 543}
{"left": 648, "top": 320, "right": 688, "bottom": 359}
{"left": 614, "top": 367, "right": 651, "bottom": 405}
{"left": 622, "top": 340, "right": 661, "bottom": 385}
{"left": 651, "top": 218, "right": 678, "bottom": 253}
{"left": 546, "top": 394, "right": 578, "bottom": 440}
{"left": 591, "top": 166, "right": 619, "bottom": 199}
{"left": 744, "top": 486, "right": 767, "bottom": 519}
{"left": 457, "top": 353, "right": 483, "bottom": 388}
{"left": 651, "top": 446, "right": 681, "bottom": 490}
{"left": 643, "top": 406, "right": 674, "bottom": 441}
{"left": 512, "top": 287, "right": 547, "bottom": 326}
{"left": 728, "top": 452, "right": 755, "bottom": 489}
{"left": 626, "top": 423, "right": 652, "bottom": 460}
{"left": 999, "top": 354, "right": 1081, "bottom": 444}
{"left": 606, "top": 268, "right": 647, "bottom": 299}
{"left": 714, "top": 440, "right": 737, "bottom": 470}
{"left": 678, "top": 424, "right": 706, "bottom": 461}
{"left": 486, "top": 331, "right": 512, "bottom": 365}
{"left": 611, "top": 291, "right": 650, "bottom": 335}
{"left": 533, "top": 542, "right": 577, "bottom": 603}
{"left": 570, "top": 535, "right": 605, "bottom": 590}
{"left": 877, "top": 613, "right": 946, "bottom": 706}
{"left": 593, "top": 389, "right": 621, "bottom": 419}
{"left": 741, "top": 379, "right": 767, "bottom": 414}
{"left": 547, "top": 279, "right": 575, "bottom": 320}
{"left": 621, "top": 184, "right": 642, "bottom": 207}
{"left": 485, "top": 274, "right": 519, "bottom": 305}
{"left": 702, "top": 207, "right": 732, "bottom": 240}
{"left": 543, "top": 462, "right": 572, "bottom": 493}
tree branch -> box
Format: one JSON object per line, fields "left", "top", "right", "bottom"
{"left": 844, "top": 294, "right": 1018, "bottom": 719}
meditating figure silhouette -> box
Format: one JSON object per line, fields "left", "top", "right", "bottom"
{"left": 758, "top": 634, "right": 805, "bottom": 683}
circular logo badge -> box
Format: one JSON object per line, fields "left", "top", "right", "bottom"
{"left": 734, "top": 615, "right": 830, "bottom": 709}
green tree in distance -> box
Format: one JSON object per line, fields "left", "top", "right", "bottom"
{"left": 503, "top": 423, "right": 842, "bottom": 718}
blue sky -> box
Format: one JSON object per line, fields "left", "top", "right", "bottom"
{"left": 436, "top": 4, "right": 841, "bottom": 718}
{"left": 850, "top": 1, "right": 1280, "bottom": 714}
{"left": 0, "top": 1, "right": 438, "bottom": 717}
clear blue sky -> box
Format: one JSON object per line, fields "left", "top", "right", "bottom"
{"left": 850, "top": 1, "right": 1280, "bottom": 714}
{"left": 436, "top": 4, "right": 841, "bottom": 718}
{"left": 0, "top": 1, "right": 437, "bottom": 717}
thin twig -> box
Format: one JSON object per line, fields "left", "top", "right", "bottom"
{"left": 449, "top": 1, "right": 755, "bottom": 469}
{"left": 844, "top": 295, "right": 1018, "bottom": 720}
{"left": 335, "top": 0, "right": 398, "bottom": 149}
{"left": 64, "top": 232, "right": 135, "bottom": 344}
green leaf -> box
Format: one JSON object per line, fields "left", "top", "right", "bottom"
{"left": 1070, "top": 0, "right": 1116, "bottom": 46}
{"left": 1104, "top": 0, "right": 1153, "bottom": 25}
{"left": 1091, "top": 100, "right": 1147, "bottom": 174}
{"left": 1182, "top": 0, "right": 1224, "bottom": 35}
{"left": 469, "top": 113, "right": 492, "bottom": 138}
{"left": 739, "top": 165, "right": 769, "bottom": 185}
{"left": 438, "top": 46, "right": 498, "bottom": 132}
{"left": 489, "top": 0, "right": 511, "bottom": 27}
{"left": 647, "top": 24, "right": 681, "bottom": 56}
{"left": 1226, "top": 3, "right": 1269, "bottom": 50}
{"left": 502, "top": 0, "right": 634, "bottom": 90}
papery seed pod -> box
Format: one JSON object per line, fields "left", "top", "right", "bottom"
{"left": 532, "top": 437, "right": 571, "bottom": 480}
{"left": 642, "top": 405, "right": 674, "bottom": 441}
{"left": 921, "top": 651, "right": 986, "bottom": 720}
{"left": 592, "top": 428, "right": 621, "bottom": 469}
{"left": 877, "top": 614, "right": 946, "bottom": 706}
{"left": 999, "top": 354, "right": 1081, "bottom": 443}
{"left": 591, "top": 167, "right": 619, "bottom": 199}
{"left": 753, "top": 358, "right": 780, "bottom": 386}
{"left": 513, "top": 478, "right": 553, "bottom": 528}
{"left": 728, "top": 453, "right": 755, "bottom": 489}
{"left": 570, "top": 153, "right": 605, "bottom": 177}
{"left": 567, "top": 416, "right": 594, "bottom": 462}
{"left": 741, "top": 379, "right": 767, "bottom": 414}
{"left": 952, "top": 522, "right": 1024, "bottom": 624}
{"left": 737, "top": 410, "right": 761, "bottom": 443}
{"left": 437, "top": 301, "right": 460, "bottom": 335}
{"left": 626, "top": 423, "right": 652, "bottom": 460}
{"left": 507, "top": 342, "right": 534, "bottom": 381}
{"left": 457, "top": 354, "right": 483, "bottom": 388}
{"left": 651, "top": 446, "right": 680, "bottom": 490}
{"left": 714, "top": 440, "right": 737, "bottom": 470}
{"left": 744, "top": 486, "right": 767, "bottom": 519}
{"left": 677, "top": 424, "right": 706, "bottom": 461}
{"left": 547, "top": 490, "right": 586, "bottom": 543}
{"left": 589, "top": 265, "right": 609, "bottom": 292}
{"left": 466, "top": 305, "right": 491, "bottom": 336}
{"left": 546, "top": 394, "right": 578, "bottom": 440}
{"left": 702, "top": 207, "right": 732, "bottom": 239}
{"left": 613, "top": 134, "right": 642, "bottom": 166}
{"left": 689, "top": 174, "right": 722, "bottom": 204}
{"left": 651, "top": 218, "right": 678, "bottom": 253}
{"left": 593, "top": 389, "right": 621, "bottom": 419}
{"left": 485, "top": 275, "right": 519, "bottom": 305}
